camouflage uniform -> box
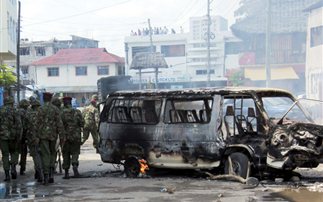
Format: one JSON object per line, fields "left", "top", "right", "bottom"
{"left": 0, "top": 97, "right": 22, "bottom": 181}
{"left": 82, "top": 100, "right": 100, "bottom": 150}
{"left": 18, "top": 99, "right": 30, "bottom": 175}
{"left": 61, "top": 97, "right": 84, "bottom": 179}
{"left": 51, "top": 97, "right": 63, "bottom": 174}
{"left": 37, "top": 93, "right": 63, "bottom": 184}
{"left": 26, "top": 99, "right": 43, "bottom": 182}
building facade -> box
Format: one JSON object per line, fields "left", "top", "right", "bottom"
{"left": 231, "top": 0, "right": 321, "bottom": 95}
{"left": 0, "top": 0, "right": 17, "bottom": 62}
{"left": 305, "top": 0, "right": 323, "bottom": 123}
{"left": 5, "top": 35, "right": 99, "bottom": 84}
{"left": 125, "top": 16, "right": 234, "bottom": 89}
{"left": 31, "top": 48, "right": 124, "bottom": 103}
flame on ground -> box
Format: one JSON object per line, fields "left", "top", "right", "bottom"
{"left": 139, "top": 159, "right": 149, "bottom": 174}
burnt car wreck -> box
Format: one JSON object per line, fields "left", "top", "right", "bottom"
{"left": 97, "top": 87, "right": 323, "bottom": 179}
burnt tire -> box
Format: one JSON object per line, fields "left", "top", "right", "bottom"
{"left": 224, "top": 152, "right": 250, "bottom": 179}
{"left": 124, "top": 157, "right": 140, "bottom": 178}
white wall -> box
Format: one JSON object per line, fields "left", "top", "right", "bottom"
{"left": 31, "top": 63, "right": 118, "bottom": 92}
{"left": 306, "top": 7, "right": 323, "bottom": 100}
{"left": 0, "top": 0, "right": 17, "bottom": 61}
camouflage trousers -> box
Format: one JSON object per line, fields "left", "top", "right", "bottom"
{"left": 83, "top": 127, "right": 99, "bottom": 148}
{"left": 62, "top": 140, "right": 81, "bottom": 169}
{"left": 39, "top": 139, "right": 56, "bottom": 174}
{"left": 28, "top": 144, "right": 42, "bottom": 174}
{"left": 0, "top": 140, "right": 19, "bottom": 171}
{"left": 19, "top": 137, "right": 28, "bottom": 171}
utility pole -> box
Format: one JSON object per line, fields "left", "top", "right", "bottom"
{"left": 16, "top": 1, "right": 21, "bottom": 101}
{"left": 265, "top": 0, "right": 271, "bottom": 87}
{"left": 206, "top": 0, "right": 211, "bottom": 87}
{"left": 148, "top": 18, "right": 158, "bottom": 89}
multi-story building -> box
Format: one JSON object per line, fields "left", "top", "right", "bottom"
{"left": 30, "top": 48, "right": 124, "bottom": 103}
{"left": 5, "top": 35, "right": 99, "bottom": 84}
{"left": 0, "top": 0, "right": 17, "bottom": 62}
{"left": 187, "top": 16, "right": 228, "bottom": 85}
{"left": 125, "top": 16, "right": 234, "bottom": 89}
{"left": 231, "top": 0, "right": 321, "bottom": 94}
{"left": 304, "top": 0, "right": 323, "bottom": 121}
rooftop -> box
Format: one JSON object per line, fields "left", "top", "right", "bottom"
{"left": 32, "top": 48, "right": 124, "bottom": 66}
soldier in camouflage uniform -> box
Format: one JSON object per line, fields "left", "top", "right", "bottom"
{"left": 0, "top": 96, "right": 22, "bottom": 181}
{"left": 82, "top": 96, "right": 100, "bottom": 151}
{"left": 61, "top": 97, "right": 84, "bottom": 179}
{"left": 26, "top": 99, "right": 43, "bottom": 182}
{"left": 51, "top": 97, "right": 63, "bottom": 174}
{"left": 37, "top": 92, "right": 63, "bottom": 185}
{"left": 18, "top": 99, "right": 30, "bottom": 175}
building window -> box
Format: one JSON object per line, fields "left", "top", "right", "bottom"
{"left": 161, "top": 45, "right": 185, "bottom": 57}
{"left": 20, "top": 47, "right": 30, "bottom": 56}
{"left": 97, "top": 66, "right": 109, "bottom": 75}
{"left": 47, "top": 67, "right": 59, "bottom": 77}
{"left": 21, "top": 66, "right": 29, "bottom": 75}
{"left": 196, "top": 69, "right": 215, "bottom": 75}
{"left": 75, "top": 66, "right": 87, "bottom": 76}
{"left": 132, "top": 46, "right": 156, "bottom": 58}
{"left": 311, "top": 26, "right": 323, "bottom": 47}
{"left": 35, "top": 47, "right": 46, "bottom": 56}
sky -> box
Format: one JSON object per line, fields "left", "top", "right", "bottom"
{"left": 21, "top": 0, "right": 240, "bottom": 57}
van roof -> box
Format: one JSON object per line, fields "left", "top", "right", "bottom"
{"left": 109, "top": 87, "right": 293, "bottom": 97}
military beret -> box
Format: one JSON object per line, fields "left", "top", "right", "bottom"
{"left": 63, "top": 96, "right": 72, "bottom": 104}
{"left": 43, "top": 92, "right": 53, "bottom": 102}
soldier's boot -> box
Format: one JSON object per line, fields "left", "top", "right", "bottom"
{"left": 11, "top": 164, "right": 17, "bottom": 179}
{"left": 34, "top": 170, "right": 39, "bottom": 179}
{"left": 63, "top": 169, "right": 70, "bottom": 179}
{"left": 72, "top": 165, "right": 80, "bottom": 177}
{"left": 4, "top": 170, "right": 10, "bottom": 182}
{"left": 43, "top": 174, "right": 49, "bottom": 185}
{"left": 48, "top": 167, "right": 54, "bottom": 183}
{"left": 20, "top": 166, "right": 26, "bottom": 175}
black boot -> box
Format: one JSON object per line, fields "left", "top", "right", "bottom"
{"left": 4, "top": 170, "right": 10, "bottom": 182}
{"left": 20, "top": 166, "right": 25, "bottom": 175}
{"left": 11, "top": 164, "right": 17, "bottom": 179}
{"left": 72, "top": 165, "right": 80, "bottom": 177}
{"left": 48, "top": 167, "right": 54, "bottom": 183}
{"left": 63, "top": 169, "right": 70, "bottom": 179}
{"left": 43, "top": 174, "right": 49, "bottom": 185}
{"left": 34, "top": 170, "right": 39, "bottom": 179}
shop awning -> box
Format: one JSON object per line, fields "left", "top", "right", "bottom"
{"left": 244, "top": 66, "right": 299, "bottom": 81}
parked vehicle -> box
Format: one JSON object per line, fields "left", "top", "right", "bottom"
{"left": 98, "top": 87, "right": 323, "bottom": 179}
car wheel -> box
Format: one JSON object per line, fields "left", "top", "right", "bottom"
{"left": 124, "top": 156, "right": 140, "bottom": 178}
{"left": 224, "top": 152, "right": 250, "bottom": 179}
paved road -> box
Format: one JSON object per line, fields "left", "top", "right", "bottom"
{"left": 0, "top": 138, "right": 323, "bottom": 202}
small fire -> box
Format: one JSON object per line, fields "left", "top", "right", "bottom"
{"left": 139, "top": 159, "right": 149, "bottom": 174}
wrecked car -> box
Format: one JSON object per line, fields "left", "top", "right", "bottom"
{"left": 98, "top": 87, "right": 323, "bottom": 179}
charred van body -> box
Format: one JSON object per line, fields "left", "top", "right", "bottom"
{"left": 98, "top": 87, "right": 323, "bottom": 178}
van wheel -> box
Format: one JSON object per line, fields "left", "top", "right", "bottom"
{"left": 124, "top": 157, "right": 140, "bottom": 178}
{"left": 224, "top": 152, "right": 250, "bottom": 179}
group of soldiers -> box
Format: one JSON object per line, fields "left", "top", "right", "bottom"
{"left": 0, "top": 93, "right": 100, "bottom": 185}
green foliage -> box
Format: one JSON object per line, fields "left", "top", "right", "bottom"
{"left": 0, "top": 64, "right": 17, "bottom": 87}
{"left": 226, "top": 69, "right": 244, "bottom": 87}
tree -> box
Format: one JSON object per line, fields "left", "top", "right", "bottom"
{"left": 0, "top": 64, "right": 17, "bottom": 88}
{"left": 226, "top": 69, "right": 244, "bottom": 87}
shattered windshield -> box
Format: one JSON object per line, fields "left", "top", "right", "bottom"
{"left": 262, "top": 96, "right": 311, "bottom": 123}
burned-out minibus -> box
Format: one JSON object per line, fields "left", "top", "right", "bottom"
{"left": 98, "top": 87, "right": 323, "bottom": 179}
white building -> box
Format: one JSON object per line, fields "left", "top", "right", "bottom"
{"left": 305, "top": 1, "right": 323, "bottom": 100}
{"left": 31, "top": 48, "right": 124, "bottom": 102}
{"left": 124, "top": 16, "right": 235, "bottom": 88}
{"left": 0, "top": 0, "right": 17, "bottom": 62}
{"left": 125, "top": 33, "right": 189, "bottom": 89}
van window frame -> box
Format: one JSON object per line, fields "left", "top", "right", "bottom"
{"left": 106, "top": 97, "right": 162, "bottom": 125}
{"left": 163, "top": 97, "right": 213, "bottom": 124}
